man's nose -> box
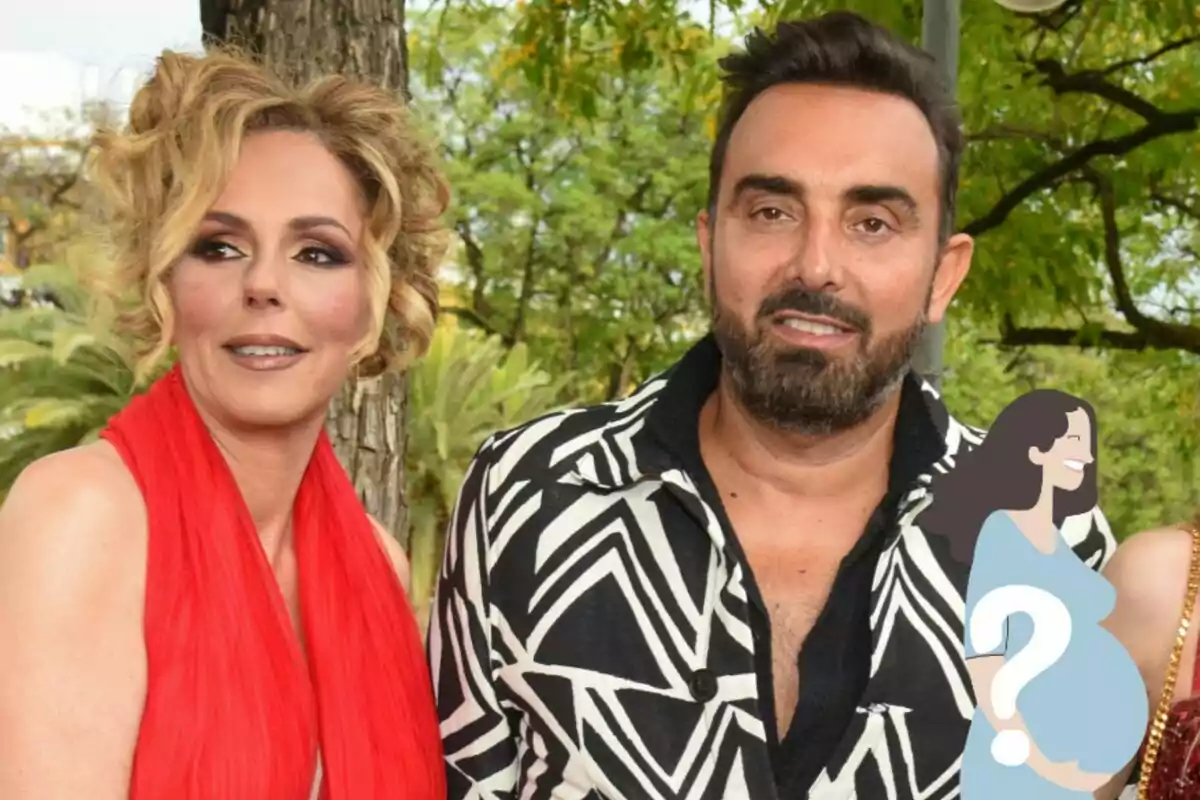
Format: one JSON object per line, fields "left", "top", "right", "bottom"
{"left": 787, "top": 215, "right": 844, "bottom": 292}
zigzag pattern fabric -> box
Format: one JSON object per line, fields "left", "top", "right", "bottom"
{"left": 428, "top": 369, "right": 1116, "bottom": 800}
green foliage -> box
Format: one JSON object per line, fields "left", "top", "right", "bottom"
{"left": 453, "top": 1, "right": 722, "bottom": 120}
{"left": 474, "top": 0, "right": 1200, "bottom": 357}
{"left": 0, "top": 263, "right": 167, "bottom": 497}
{"left": 404, "top": 323, "right": 571, "bottom": 621}
{"left": 952, "top": 1, "right": 1200, "bottom": 342}
{"left": 452, "top": 0, "right": 922, "bottom": 114}
{"left": 412, "top": 4, "right": 716, "bottom": 401}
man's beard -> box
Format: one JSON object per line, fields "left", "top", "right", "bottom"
{"left": 711, "top": 284, "right": 927, "bottom": 436}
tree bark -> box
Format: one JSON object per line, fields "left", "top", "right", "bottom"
{"left": 200, "top": 0, "right": 415, "bottom": 547}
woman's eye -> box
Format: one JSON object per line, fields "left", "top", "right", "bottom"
{"left": 296, "top": 246, "right": 349, "bottom": 267}
{"left": 190, "top": 238, "right": 244, "bottom": 261}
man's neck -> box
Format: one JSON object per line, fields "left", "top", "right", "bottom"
{"left": 698, "top": 374, "right": 904, "bottom": 501}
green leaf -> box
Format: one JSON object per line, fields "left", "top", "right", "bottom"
{"left": 22, "top": 398, "right": 92, "bottom": 429}
{"left": 0, "top": 339, "right": 50, "bottom": 368}
{"left": 0, "top": 261, "right": 165, "bottom": 493}
{"left": 51, "top": 325, "right": 97, "bottom": 365}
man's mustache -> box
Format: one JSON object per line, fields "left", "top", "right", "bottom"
{"left": 757, "top": 287, "right": 871, "bottom": 334}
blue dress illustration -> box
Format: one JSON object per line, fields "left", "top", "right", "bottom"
{"left": 960, "top": 510, "right": 1148, "bottom": 798}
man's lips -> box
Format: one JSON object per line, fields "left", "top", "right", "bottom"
{"left": 772, "top": 312, "right": 859, "bottom": 335}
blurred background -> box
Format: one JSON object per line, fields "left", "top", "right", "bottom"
{"left": 1, "top": 0, "right": 1196, "bottom": 625}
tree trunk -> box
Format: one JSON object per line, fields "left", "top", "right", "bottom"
{"left": 200, "top": 0, "right": 415, "bottom": 547}
{"left": 200, "top": 0, "right": 408, "bottom": 96}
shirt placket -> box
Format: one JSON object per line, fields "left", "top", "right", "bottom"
{"left": 657, "top": 467, "right": 782, "bottom": 799}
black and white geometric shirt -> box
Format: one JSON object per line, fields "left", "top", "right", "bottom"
{"left": 428, "top": 334, "right": 1118, "bottom": 799}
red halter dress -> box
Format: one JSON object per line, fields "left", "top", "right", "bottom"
{"left": 100, "top": 365, "right": 445, "bottom": 799}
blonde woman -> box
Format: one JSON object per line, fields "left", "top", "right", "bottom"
{"left": 1104, "top": 510, "right": 1200, "bottom": 799}
{"left": 0, "top": 48, "right": 447, "bottom": 799}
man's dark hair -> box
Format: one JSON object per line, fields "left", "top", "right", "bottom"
{"left": 707, "top": 11, "right": 963, "bottom": 241}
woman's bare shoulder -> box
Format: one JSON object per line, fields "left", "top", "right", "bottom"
{"left": 1103, "top": 524, "right": 1198, "bottom": 685}
{"left": 0, "top": 441, "right": 148, "bottom": 620}
{"left": 1, "top": 441, "right": 145, "bottom": 546}
{"left": 0, "top": 442, "right": 148, "bottom": 796}
{"left": 1105, "top": 524, "right": 1196, "bottom": 600}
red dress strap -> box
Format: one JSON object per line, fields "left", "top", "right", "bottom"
{"left": 101, "top": 365, "right": 444, "bottom": 798}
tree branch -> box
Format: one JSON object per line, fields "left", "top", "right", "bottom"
{"left": 966, "top": 125, "right": 1065, "bottom": 146}
{"left": 1064, "top": 1, "right": 1102, "bottom": 67}
{"left": 994, "top": 169, "right": 1200, "bottom": 355}
{"left": 965, "top": 38, "right": 1200, "bottom": 239}
{"left": 992, "top": 322, "right": 1154, "bottom": 351}
{"left": 441, "top": 74, "right": 478, "bottom": 161}
{"left": 1100, "top": 35, "right": 1200, "bottom": 77}
{"left": 47, "top": 172, "right": 80, "bottom": 209}
{"left": 1070, "top": 170, "right": 1130, "bottom": 311}
{"left": 544, "top": 134, "right": 582, "bottom": 177}
{"left": 1031, "top": 59, "right": 1168, "bottom": 121}
{"left": 441, "top": 305, "right": 500, "bottom": 337}
{"left": 508, "top": 213, "right": 544, "bottom": 346}
{"left": 605, "top": 340, "right": 639, "bottom": 400}
{"left": 454, "top": 218, "right": 493, "bottom": 321}
{"left": 1150, "top": 191, "right": 1200, "bottom": 221}
{"left": 1085, "top": 166, "right": 1198, "bottom": 351}
{"left": 962, "top": 108, "right": 1198, "bottom": 237}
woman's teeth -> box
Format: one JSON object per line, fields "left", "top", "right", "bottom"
{"left": 229, "top": 345, "right": 301, "bottom": 356}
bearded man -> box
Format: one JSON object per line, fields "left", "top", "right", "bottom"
{"left": 428, "top": 11, "right": 1117, "bottom": 800}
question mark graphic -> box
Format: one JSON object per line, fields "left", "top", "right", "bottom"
{"left": 968, "top": 584, "right": 1072, "bottom": 767}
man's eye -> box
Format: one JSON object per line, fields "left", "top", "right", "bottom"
{"left": 752, "top": 207, "right": 788, "bottom": 222}
{"left": 856, "top": 217, "right": 892, "bottom": 235}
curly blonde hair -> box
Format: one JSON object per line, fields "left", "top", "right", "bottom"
{"left": 88, "top": 46, "right": 450, "bottom": 379}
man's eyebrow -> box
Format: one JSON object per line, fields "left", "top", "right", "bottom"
{"left": 845, "top": 185, "right": 919, "bottom": 217}
{"left": 729, "top": 174, "right": 805, "bottom": 204}
{"left": 730, "top": 178, "right": 919, "bottom": 210}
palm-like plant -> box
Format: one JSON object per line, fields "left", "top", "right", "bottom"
{"left": 0, "top": 262, "right": 167, "bottom": 498}
{"left": 405, "top": 322, "right": 573, "bottom": 626}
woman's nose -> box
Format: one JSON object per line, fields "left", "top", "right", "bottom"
{"left": 242, "top": 255, "right": 286, "bottom": 309}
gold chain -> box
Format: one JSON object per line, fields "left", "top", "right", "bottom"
{"left": 1138, "top": 523, "right": 1200, "bottom": 800}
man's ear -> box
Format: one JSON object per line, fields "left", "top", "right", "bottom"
{"left": 697, "top": 208, "right": 713, "bottom": 304}
{"left": 926, "top": 232, "right": 974, "bottom": 324}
